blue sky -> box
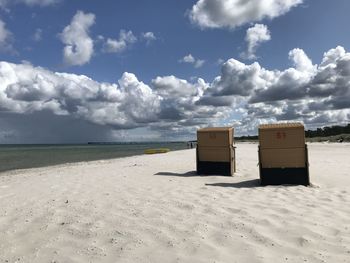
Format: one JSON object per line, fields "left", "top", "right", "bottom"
{"left": 0, "top": 0, "right": 350, "bottom": 143}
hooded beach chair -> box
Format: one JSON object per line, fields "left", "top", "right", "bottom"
{"left": 258, "top": 123, "right": 310, "bottom": 186}
{"left": 196, "top": 127, "right": 236, "bottom": 176}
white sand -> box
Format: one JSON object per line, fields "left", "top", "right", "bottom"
{"left": 0, "top": 143, "right": 349, "bottom": 263}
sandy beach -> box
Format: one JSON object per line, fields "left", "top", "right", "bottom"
{"left": 0, "top": 142, "right": 349, "bottom": 263}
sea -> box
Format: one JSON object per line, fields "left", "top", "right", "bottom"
{"left": 0, "top": 142, "right": 189, "bottom": 173}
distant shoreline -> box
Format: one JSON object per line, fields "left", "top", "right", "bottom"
{"left": 235, "top": 133, "right": 350, "bottom": 143}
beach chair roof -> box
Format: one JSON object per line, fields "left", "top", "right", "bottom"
{"left": 197, "top": 127, "right": 233, "bottom": 132}
{"left": 259, "top": 123, "right": 304, "bottom": 130}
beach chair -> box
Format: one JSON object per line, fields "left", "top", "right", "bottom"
{"left": 196, "top": 127, "right": 236, "bottom": 176}
{"left": 258, "top": 123, "right": 310, "bottom": 186}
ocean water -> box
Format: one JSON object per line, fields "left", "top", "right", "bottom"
{"left": 0, "top": 142, "right": 188, "bottom": 173}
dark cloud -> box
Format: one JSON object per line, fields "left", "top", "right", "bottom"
{"left": 0, "top": 111, "right": 113, "bottom": 144}
{"left": 196, "top": 96, "right": 234, "bottom": 107}
{"left": 325, "top": 97, "right": 350, "bottom": 110}
{"left": 157, "top": 102, "right": 184, "bottom": 121}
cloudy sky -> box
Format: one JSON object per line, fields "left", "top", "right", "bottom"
{"left": 0, "top": 0, "right": 350, "bottom": 143}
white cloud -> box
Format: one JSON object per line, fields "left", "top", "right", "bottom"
{"left": 0, "top": 60, "right": 219, "bottom": 132}
{"left": 243, "top": 24, "right": 271, "bottom": 60}
{"left": 60, "top": 10, "right": 95, "bottom": 66}
{"left": 189, "top": 0, "right": 303, "bottom": 29}
{"left": 0, "top": 18, "right": 14, "bottom": 52}
{"left": 181, "top": 54, "right": 195, "bottom": 63}
{"left": 320, "top": 46, "right": 346, "bottom": 67}
{"left": 179, "top": 54, "right": 205, "bottom": 68}
{"left": 209, "top": 58, "right": 265, "bottom": 96}
{"left": 0, "top": 46, "right": 350, "bottom": 139}
{"left": 103, "top": 30, "right": 137, "bottom": 53}
{"left": 142, "top": 32, "right": 156, "bottom": 44}
{"left": 151, "top": 75, "right": 226, "bottom": 126}
{"left": 194, "top": 59, "right": 205, "bottom": 68}
{"left": 288, "top": 48, "right": 315, "bottom": 72}
{"left": 209, "top": 47, "right": 317, "bottom": 101}
{"left": 205, "top": 45, "right": 350, "bottom": 133}
{"left": 152, "top": 75, "right": 206, "bottom": 99}
{"left": 0, "top": 61, "right": 161, "bottom": 128}
{"left": 32, "top": 28, "right": 42, "bottom": 41}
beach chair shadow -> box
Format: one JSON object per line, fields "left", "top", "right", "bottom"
{"left": 155, "top": 171, "right": 223, "bottom": 177}
{"left": 205, "top": 179, "right": 261, "bottom": 188}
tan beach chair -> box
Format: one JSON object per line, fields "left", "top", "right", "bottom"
{"left": 196, "top": 127, "right": 236, "bottom": 176}
{"left": 258, "top": 123, "right": 310, "bottom": 186}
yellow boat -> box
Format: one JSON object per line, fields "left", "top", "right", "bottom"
{"left": 144, "top": 148, "right": 170, "bottom": 154}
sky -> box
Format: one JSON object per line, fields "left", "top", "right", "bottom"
{"left": 0, "top": 0, "right": 350, "bottom": 143}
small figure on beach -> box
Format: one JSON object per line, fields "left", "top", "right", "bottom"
{"left": 187, "top": 142, "right": 194, "bottom": 148}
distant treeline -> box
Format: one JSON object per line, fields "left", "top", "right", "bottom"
{"left": 235, "top": 135, "right": 258, "bottom": 141}
{"left": 305, "top": 123, "right": 350, "bottom": 138}
{"left": 234, "top": 123, "right": 350, "bottom": 141}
